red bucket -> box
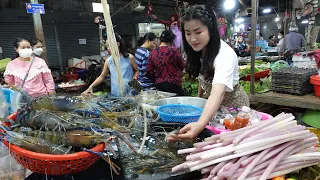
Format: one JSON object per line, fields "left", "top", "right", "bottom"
{"left": 65, "top": 73, "right": 79, "bottom": 82}
{"left": 310, "top": 75, "right": 320, "bottom": 97}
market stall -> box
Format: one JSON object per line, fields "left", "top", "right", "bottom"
{"left": 0, "top": 0, "right": 319, "bottom": 179}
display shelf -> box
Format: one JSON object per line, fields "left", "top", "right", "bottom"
{"left": 250, "top": 92, "right": 320, "bottom": 110}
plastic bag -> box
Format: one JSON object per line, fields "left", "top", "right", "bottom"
{"left": 0, "top": 85, "right": 9, "bottom": 118}
{"left": 0, "top": 142, "right": 25, "bottom": 180}
{"left": 171, "top": 25, "right": 182, "bottom": 48}
{"left": 11, "top": 90, "right": 28, "bottom": 113}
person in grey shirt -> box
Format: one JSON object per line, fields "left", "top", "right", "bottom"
{"left": 284, "top": 25, "right": 305, "bottom": 52}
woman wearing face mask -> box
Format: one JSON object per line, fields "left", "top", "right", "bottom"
{"left": 135, "top": 32, "right": 157, "bottom": 90}
{"left": 82, "top": 33, "right": 139, "bottom": 97}
{"left": 3, "top": 38, "right": 56, "bottom": 98}
{"left": 168, "top": 5, "right": 249, "bottom": 142}
{"left": 277, "top": 31, "right": 284, "bottom": 52}
{"left": 30, "top": 38, "right": 44, "bottom": 57}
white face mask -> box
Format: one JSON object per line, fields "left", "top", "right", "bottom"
{"left": 18, "top": 48, "right": 33, "bottom": 58}
{"left": 33, "top": 48, "right": 43, "bottom": 56}
{"left": 278, "top": 35, "right": 283, "bottom": 39}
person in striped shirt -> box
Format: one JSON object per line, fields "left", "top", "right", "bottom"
{"left": 135, "top": 32, "right": 157, "bottom": 89}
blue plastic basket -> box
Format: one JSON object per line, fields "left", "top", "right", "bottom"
{"left": 156, "top": 104, "right": 203, "bottom": 124}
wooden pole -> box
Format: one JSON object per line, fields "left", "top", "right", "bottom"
{"left": 53, "top": 23, "right": 63, "bottom": 72}
{"left": 283, "top": 18, "right": 287, "bottom": 57}
{"left": 250, "top": 0, "right": 258, "bottom": 95}
{"left": 30, "top": 0, "right": 48, "bottom": 64}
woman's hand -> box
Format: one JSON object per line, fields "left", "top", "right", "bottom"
{"left": 48, "top": 91, "right": 56, "bottom": 96}
{"left": 81, "top": 87, "right": 93, "bottom": 97}
{"left": 167, "top": 121, "right": 206, "bottom": 142}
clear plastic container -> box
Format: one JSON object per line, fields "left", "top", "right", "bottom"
{"left": 223, "top": 106, "right": 250, "bottom": 130}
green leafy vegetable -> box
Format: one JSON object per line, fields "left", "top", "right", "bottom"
{"left": 287, "top": 165, "right": 320, "bottom": 180}
{"left": 182, "top": 74, "right": 199, "bottom": 97}
{"left": 239, "top": 62, "right": 270, "bottom": 78}
{"left": 239, "top": 76, "right": 271, "bottom": 94}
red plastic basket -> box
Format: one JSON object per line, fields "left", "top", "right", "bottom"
{"left": 2, "top": 139, "right": 105, "bottom": 175}
{"left": 241, "top": 69, "right": 270, "bottom": 81}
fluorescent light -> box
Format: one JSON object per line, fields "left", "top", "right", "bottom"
{"left": 263, "top": 8, "right": 272, "bottom": 13}
{"left": 224, "top": 0, "right": 235, "bottom": 10}
{"left": 235, "top": 18, "right": 244, "bottom": 23}
{"left": 275, "top": 16, "right": 280, "bottom": 22}
{"left": 301, "top": 19, "right": 309, "bottom": 24}
{"left": 92, "top": 2, "right": 103, "bottom": 13}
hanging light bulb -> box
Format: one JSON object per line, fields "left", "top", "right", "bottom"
{"left": 275, "top": 16, "right": 280, "bottom": 22}
{"left": 146, "top": 25, "right": 151, "bottom": 31}
{"left": 224, "top": 0, "right": 235, "bottom": 10}
{"left": 235, "top": 18, "right": 244, "bottom": 23}
{"left": 263, "top": 8, "right": 272, "bottom": 13}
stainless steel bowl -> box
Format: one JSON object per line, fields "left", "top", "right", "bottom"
{"left": 149, "top": 96, "right": 207, "bottom": 108}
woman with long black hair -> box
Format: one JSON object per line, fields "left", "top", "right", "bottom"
{"left": 82, "top": 33, "right": 139, "bottom": 97}
{"left": 168, "top": 5, "right": 249, "bottom": 142}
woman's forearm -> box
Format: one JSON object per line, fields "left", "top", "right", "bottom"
{"left": 133, "top": 71, "right": 139, "bottom": 79}
{"left": 89, "top": 76, "right": 104, "bottom": 89}
{"left": 198, "top": 90, "right": 224, "bottom": 126}
{"left": 198, "top": 84, "right": 204, "bottom": 98}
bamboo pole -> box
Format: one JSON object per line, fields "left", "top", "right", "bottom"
{"left": 101, "top": 0, "right": 125, "bottom": 96}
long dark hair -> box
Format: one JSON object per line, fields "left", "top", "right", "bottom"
{"left": 106, "top": 33, "right": 129, "bottom": 58}
{"left": 138, "top": 32, "right": 156, "bottom": 46}
{"left": 182, "top": 5, "right": 221, "bottom": 80}
{"left": 160, "top": 30, "right": 175, "bottom": 45}
{"left": 14, "top": 37, "right": 30, "bottom": 58}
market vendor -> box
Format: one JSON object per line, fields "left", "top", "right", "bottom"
{"left": 234, "top": 36, "right": 250, "bottom": 57}
{"left": 82, "top": 33, "right": 139, "bottom": 97}
{"left": 168, "top": 5, "right": 249, "bottom": 142}
{"left": 4, "top": 38, "right": 56, "bottom": 98}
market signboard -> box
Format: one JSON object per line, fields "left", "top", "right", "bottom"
{"left": 26, "top": 3, "right": 45, "bottom": 14}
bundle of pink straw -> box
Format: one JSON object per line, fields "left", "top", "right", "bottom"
{"left": 172, "top": 113, "right": 320, "bottom": 180}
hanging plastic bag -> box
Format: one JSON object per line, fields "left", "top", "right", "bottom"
{"left": 171, "top": 25, "right": 182, "bottom": 48}
{"left": 0, "top": 142, "right": 26, "bottom": 179}
{"left": 0, "top": 85, "right": 9, "bottom": 118}
{"left": 11, "top": 90, "right": 29, "bottom": 113}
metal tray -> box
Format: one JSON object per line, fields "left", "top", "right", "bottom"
{"left": 149, "top": 97, "right": 207, "bottom": 108}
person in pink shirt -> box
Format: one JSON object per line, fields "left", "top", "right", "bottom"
{"left": 4, "top": 38, "right": 56, "bottom": 98}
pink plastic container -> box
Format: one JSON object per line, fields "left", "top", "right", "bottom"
{"left": 206, "top": 112, "right": 273, "bottom": 135}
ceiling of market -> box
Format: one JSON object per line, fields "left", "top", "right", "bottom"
{"left": 0, "top": 0, "right": 297, "bottom": 18}
{"left": 185, "top": 0, "right": 294, "bottom": 14}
